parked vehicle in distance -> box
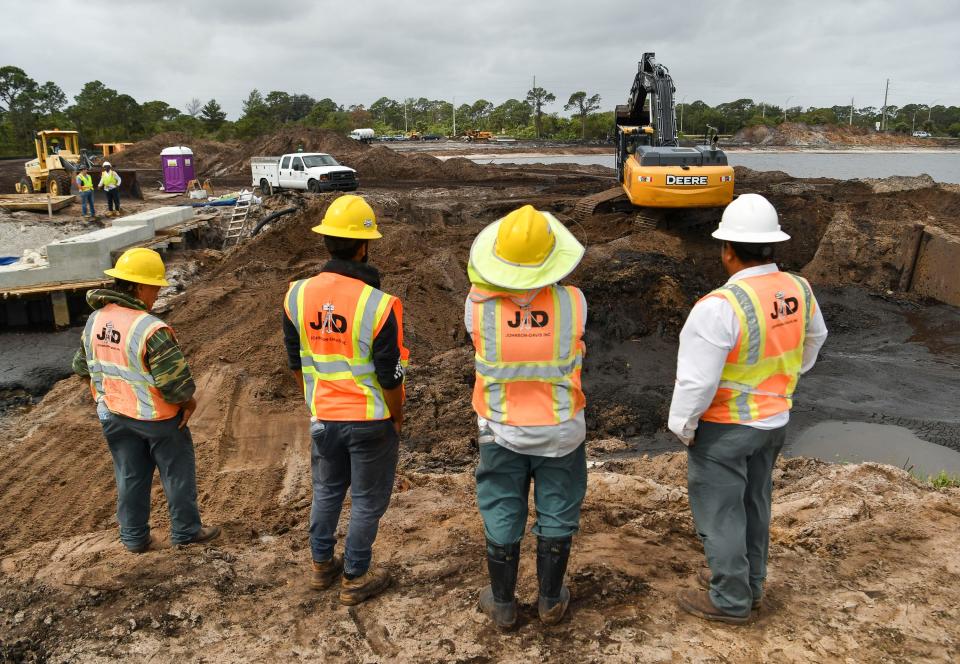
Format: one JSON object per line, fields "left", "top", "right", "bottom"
{"left": 912, "top": 130, "right": 931, "bottom": 138}
{"left": 349, "top": 128, "right": 375, "bottom": 143}
{"left": 422, "top": 134, "right": 444, "bottom": 141}
{"left": 490, "top": 136, "right": 517, "bottom": 143}
{"left": 251, "top": 153, "right": 358, "bottom": 194}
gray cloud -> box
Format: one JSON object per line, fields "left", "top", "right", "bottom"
{"left": 1, "top": 0, "right": 957, "bottom": 118}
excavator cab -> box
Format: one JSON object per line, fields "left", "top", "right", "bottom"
{"left": 614, "top": 53, "right": 734, "bottom": 209}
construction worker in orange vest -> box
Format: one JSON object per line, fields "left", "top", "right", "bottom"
{"left": 73, "top": 248, "right": 220, "bottom": 553}
{"left": 669, "top": 194, "right": 828, "bottom": 623}
{"left": 465, "top": 205, "right": 587, "bottom": 630}
{"left": 283, "top": 194, "right": 409, "bottom": 606}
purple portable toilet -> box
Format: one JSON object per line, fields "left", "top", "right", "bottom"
{"left": 160, "top": 146, "right": 195, "bottom": 193}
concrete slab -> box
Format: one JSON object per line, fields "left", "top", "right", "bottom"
{"left": 113, "top": 206, "right": 192, "bottom": 231}
{"left": 910, "top": 227, "right": 960, "bottom": 307}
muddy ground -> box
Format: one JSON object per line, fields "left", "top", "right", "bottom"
{"left": 1, "top": 159, "right": 959, "bottom": 662}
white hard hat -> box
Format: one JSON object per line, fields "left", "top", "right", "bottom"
{"left": 712, "top": 193, "right": 791, "bottom": 244}
{"left": 102, "top": 161, "right": 112, "bottom": 167}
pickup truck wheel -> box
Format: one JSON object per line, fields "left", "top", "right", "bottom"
{"left": 259, "top": 178, "right": 272, "bottom": 196}
{"left": 307, "top": 179, "right": 320, "bottom": 193}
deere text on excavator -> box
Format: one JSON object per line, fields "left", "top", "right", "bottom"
{"left": 574, "top": 53, "right": 734, "bottom": 222}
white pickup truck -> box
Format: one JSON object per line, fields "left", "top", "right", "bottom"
{"left": 251, "top": 153, "right": 358, "bottom": 195}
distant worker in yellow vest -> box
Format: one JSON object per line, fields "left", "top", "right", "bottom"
{"left": 73, "top": 248, "right": 220, "bottom": 553}
{"left": 669, "top": 194, "right": 827, "bottom": 623}
{"left": 76, "top": 166, "right": 96, "bottom": 219}
{"left": 283, "top": 194, "right": 409, "bottom": 606}
{"left": 98, "top": 161, "right": 122, "bottom": 217}
{"left": 465, "top": 205, "right": 587, "bottom": 630}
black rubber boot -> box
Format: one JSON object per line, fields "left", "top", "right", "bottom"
{"left": 478, "top": 540, "right": 520, "bottom": 630}
{"left": 536, "top": 536, "right": 572, "bottom": 625}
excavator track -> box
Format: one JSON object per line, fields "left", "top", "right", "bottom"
{"left": 572, "top": 186, "right": 628, "bottom": 223}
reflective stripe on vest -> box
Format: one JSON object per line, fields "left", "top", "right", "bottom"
{"left": 470, "top": 284, "right": 586, "bottom": 426}
{"left": 83, "top": 304, "right": 180, "bottom": 421}
{"left": 701, "top": 272, "right": 812, "bottom": 424}
{"left": 286, "top": 273, "right": 408, "bottom": 421}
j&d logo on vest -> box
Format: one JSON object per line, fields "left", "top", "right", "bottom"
{"left": 770, "top": 290, "right": 800, "bottom": 320}
{"left": 506, "top": 310, "right": 549, "bottom": 329}
{"left": 96, "top": 321, "right": 121, "bottom": 344}
{"left": 309, "top": 303, "right": 347, "bottom": 334}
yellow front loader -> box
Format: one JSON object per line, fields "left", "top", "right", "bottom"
{"left": 15, "top": 130, "right": 141, "bottom": 198}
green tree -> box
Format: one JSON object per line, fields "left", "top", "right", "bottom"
{"left": 304, "top": 98, "right": 341, "bottom": 126}
{"left": 564, "top": 91, "right": 601, "bottom": 140}
{"left": 200, "top": 99, "right": 226, "bottom": 129}
{"left": 947, "top": 123, "right": 960, "bottom": 137}
{"left": 525, "top": 86, "right": 555, "bottom": 138}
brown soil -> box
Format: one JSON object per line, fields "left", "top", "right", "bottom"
{"left": 2, "top": 163, "right": 960, "bottom": 662}
{"left": 733, "top": 122, "right": 935, "bottom": 148}
{"left": 108, "top": 128, "right": 521, "bottom": 185}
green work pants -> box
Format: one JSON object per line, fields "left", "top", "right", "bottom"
{"left": 475, "top": 441, "right": 587, "bottom": 546}
{"left": 687, "top": 420, "right": 786, "bottom": 617}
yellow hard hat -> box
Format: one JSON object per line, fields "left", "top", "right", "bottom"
{"left": 104, "top": 248, "right": 170, "bottom": 287}
{"left": 469, "top": 205, "right": 585, "bottom": 290}
{"left": 494, "top": 205, "right": 556, "bottom": 266}
{"left": 311, "top": 194, "right": 381, "bottom": 239}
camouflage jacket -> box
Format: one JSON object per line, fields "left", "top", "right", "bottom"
{"left": 72, "top": 289, "right": 196, "bottom": 404}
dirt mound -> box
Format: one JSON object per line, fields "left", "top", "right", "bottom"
{"left": 1, "top": 453, "right": 957, "bottom": 662}
{"left": 734, "top": 122, "right": 930, "bottom": 147}
{"left": 107, "top": 131, "right": 241, "bottom": 178}
{"left": 111, "top": 128, "right": 504, "bottom": 182}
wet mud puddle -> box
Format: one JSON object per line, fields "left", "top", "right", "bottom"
{"left": 786, "top": 420, "right": 960, "bottom": 477}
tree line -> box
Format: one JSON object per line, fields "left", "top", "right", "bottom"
{"left": 2, "top": 65, "right": 960, "bottom": 157}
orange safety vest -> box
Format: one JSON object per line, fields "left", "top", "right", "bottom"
{"left": 701, "top": 271, "right": 814, "bottom": 424}
{"left": 83, "top": 303, "right": 181, "bottom": 421}
{"left": 469, "top": 284, "right": 586, "bottom": 426}
{"left": 285, "top": 272, "right": 409, "bottom": 421}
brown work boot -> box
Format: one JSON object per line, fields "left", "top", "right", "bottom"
{"left": 339, "top": 566, "right": 391, "bottom": 605}
{"left": 677, "top": 589, "right": 750, "bottom": 624}
{"left": 183, "top": 525, "right": 221, "bottom": 546}
{"left": 310, "top": 555, "right": 343, "bottom": 590}
{"left": 697, "top": 567, "right": 762, "bottom": 610}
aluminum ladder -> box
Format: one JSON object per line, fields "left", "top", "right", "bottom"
{"left": 222, "top": 190, "right": 257, "bottom": 249}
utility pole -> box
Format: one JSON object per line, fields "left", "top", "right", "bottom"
{"left": 452, "top": 95, "right": 456, "bottom": 137}
{"left": 761, "top": 102, "right": 765, "bottom": 119}
{"left": 849, "top": 97, "right": 854, "bottom": 125}
{"left": 679, "top": 97, "right": 685, "bottom": 133}
{"left": 881, "top": 78, "right": 889, "bottom": 131}
{"left": 404, "top": 102, "right": 408, "bottom": 134}
{"left": 533, "top": 75, "right": 539, "bottom": 139}
{"left": 784, "top": 96, "right": 792, "bottom": 122}
{"left": 927, "top": 99, "right": 939, "bottom": 123}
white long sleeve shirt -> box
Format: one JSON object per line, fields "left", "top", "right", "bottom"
{"left": 667, "top": 264, "right": 828, "bottom": 445}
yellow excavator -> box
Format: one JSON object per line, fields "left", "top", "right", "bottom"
{"left": 14, "top": 129, "right": 141, "bottom": 198}
{"left": 574, "top": 53, "right": 734, "bottom": 222}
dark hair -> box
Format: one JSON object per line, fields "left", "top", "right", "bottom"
{"left": 727, "top": 241, "right": 775, "bottom": 263}
{"left": 113, "top": 278, "right": 140, "bottom": 295}
{"left": 323, "top": 235, "right": 367, "bottom": 261}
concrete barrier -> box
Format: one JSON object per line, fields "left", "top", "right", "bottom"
{"left": 909, "top": 227, "right": 960, "bottom": 306}
{"left": 113, "top": 206, "right": 192, "bottom": 231}
{"left": 0, "top": 207, "right": 193, "bottom": 291}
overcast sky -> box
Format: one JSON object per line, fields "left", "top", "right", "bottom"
{"left": 2, "top": 0, "right": 958, "bottom": 119}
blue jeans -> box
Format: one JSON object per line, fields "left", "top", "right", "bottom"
{"left": 687, "top": 421, "right": 786, "bottom": 617}
{"left": 475, "top": 441, "right": 587, "bottom": 546}
{"left": 309, "top": 419, "right": 398, "bottom": 576}
{"left": 99, "top": 403, "right": 202, "bottom": 549}
{"left": 80, "top": 190, "right": 95, "bottom": 216}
